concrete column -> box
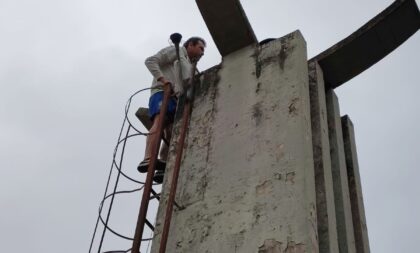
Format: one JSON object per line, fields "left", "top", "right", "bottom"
{"left": 325, "top": 90, "right": 356, "bottom": 253}
{"left": 341, "top": 116, "right": 370, "bottom": 253}
{"left": 308, "top": 61, "right": 339, "bottom": 253}
{"left": 151, "top": 31, "right": 318, "bottom": 253}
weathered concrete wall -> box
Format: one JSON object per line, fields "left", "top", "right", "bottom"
{"left": 308, "top": 61, "right": 339, "bottom": 253}
{"left": 325, "top": 90, "right": 356, "bottom": 253}
{"left": 151, "top": 31, "right": 318, "bottom": 253}
{"left": 341, "top": 115, "right": 370, "bottom": 253}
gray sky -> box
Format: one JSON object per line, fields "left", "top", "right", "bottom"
{"left": 0, "top": 0, "right": 419, "bottom": 252}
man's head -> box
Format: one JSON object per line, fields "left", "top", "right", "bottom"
{"left": 184, "top": 37, "right": 206, "bottom": 62}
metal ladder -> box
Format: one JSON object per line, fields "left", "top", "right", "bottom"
{"left": 131, "top": 77, "right": 195, "bottom": 253}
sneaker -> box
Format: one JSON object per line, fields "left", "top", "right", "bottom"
{"left": 153, "top": 170, "right": 165, "bottom": 184}
{"left": 137, "top": 159, "right": 149, "bottom": 173}
{"left": 137, "top": 159, "right": 167, "bottom": 173}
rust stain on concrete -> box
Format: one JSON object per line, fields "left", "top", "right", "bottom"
{"left": 278, "top": 46, "right": 287, "bottom": 70}
{"left": 286, "top": 172, "right": 296, "bottom": 184}
{"left": 284, "top": 241, "right": 305, "bottom": 253}
{"left": 252, "top": 102, "right": 263, "bottom": 126}
{"left": 256, "top": 180, "right": 273, "bottom": 195}
{"left": 258, "top": 239, "right": 283, "bottom": 253}
{"left": 288, "top": 98, "right": 299, "bottom": 116}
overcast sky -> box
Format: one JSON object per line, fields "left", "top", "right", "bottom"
{"left": 0, "top": 0, "right": 419, "bottom": 252}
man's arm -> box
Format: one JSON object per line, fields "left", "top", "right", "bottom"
{"left": 172, "top": 47, "right": 194, "bottom": 96}
{"left": 144, "top": 46, "right": 177, "bottom": 84}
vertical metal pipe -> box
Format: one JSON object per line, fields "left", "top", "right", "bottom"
{"left": 158, "top": 61, "right": 197, "bottom": 253}
{"left": 132, "top": 83, "right": 171, "bottom": 253}
{"left": 158, "top": 99, "right": 192, "bottom": 253}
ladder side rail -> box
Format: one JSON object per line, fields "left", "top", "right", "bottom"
{"left": 132, "top": 83, "right": 172, "bottom": 253}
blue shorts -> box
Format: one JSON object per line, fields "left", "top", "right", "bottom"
{"left": 148, "top": 91, "right": 177, "bottom": 122}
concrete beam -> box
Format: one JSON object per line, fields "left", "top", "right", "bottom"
{"left": 326, "top": 90, "right": 356, "bottom": 253}
{"left": 342, "top": 115, "right": 371, "bottom": 253}
{"left": 195, "top": 0, "right": 258, "bottom": 56}
{"left": 311, "top": 0, "right": 420, "bottom": 89}
{"left": 308, "top": 61, "right": 339, "bottom": 253}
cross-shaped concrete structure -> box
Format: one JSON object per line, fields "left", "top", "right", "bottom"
{"left": 150, "top": 1, "right": 419, "bottom": 252}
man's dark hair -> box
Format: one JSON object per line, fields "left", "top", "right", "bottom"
{"left": 183, "top": 37, "right": 206, "bottom": 48}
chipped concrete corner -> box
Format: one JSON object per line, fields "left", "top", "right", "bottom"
{"left": 151, "top": 31, "right": 318, "bottom": 253}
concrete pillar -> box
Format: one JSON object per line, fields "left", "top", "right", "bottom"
{"left": 151, "top": 31, "right": 318, "bottom": 253}
{"left": 308, "top": 61, "right": 339, "bottom": 253}
{"left": 341, "top": 116, "right": 370, "bottom": 253}
{"left": 325, "top": 90, "right": 356, "bottom": 253}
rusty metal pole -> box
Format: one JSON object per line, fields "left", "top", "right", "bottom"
{"left": 132, "top": 83, "right": 171, "bottom": 253}
{"left": 158, "top": 100, "right": 191, "bottom": 253}
{"left": 158, "top": 61, "right": 197, "bottom": 253}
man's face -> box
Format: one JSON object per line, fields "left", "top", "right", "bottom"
{"left": 187, "top": 41, "right": 205, "bottom": 62}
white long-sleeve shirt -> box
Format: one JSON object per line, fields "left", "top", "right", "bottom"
{"left": 145, "top": 45, "right": 193, "bottom": 96}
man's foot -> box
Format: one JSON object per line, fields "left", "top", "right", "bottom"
{"left": 153, "top": 170, "right": 165, "bottom": 184}
{"left": 137, "top": 159, "right": 166, "bottom": 173}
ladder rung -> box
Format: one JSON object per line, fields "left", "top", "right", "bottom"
{"left": 145, "top": 219, "right": 155, "bottom": 231}
{"left": 150, "top": 189, "right": 161, "bottom": 201}
{"left": 151, "top": 189, "right": 184, "bottom": 210}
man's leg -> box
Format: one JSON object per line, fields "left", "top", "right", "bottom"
{"left": 158, "top": 96, "right": 176, "bottom": 161}
{"left": 152, "top": 122, "right": 173, "bottom": 183}
{"left": 159, "top": 122, "right": 173, "bottom": 161}
{"left": 138, "top": 92, "right": 175, "bottom": 180}
{"left": 138, "top": 114, "right": 164, "bottom": 173}
{"left": 143, "top": 115, "right": 160, "bottom": 161}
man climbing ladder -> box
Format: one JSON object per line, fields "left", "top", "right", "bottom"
{"left": 138, "top": 36, "right": 206, "bottom": 183}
